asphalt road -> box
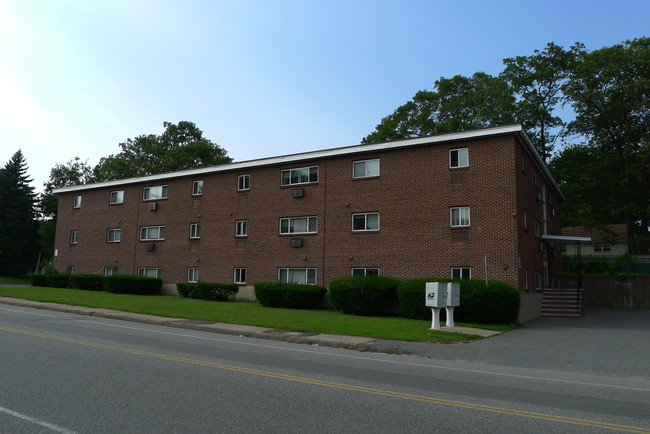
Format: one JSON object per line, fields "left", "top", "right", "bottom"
{"left": 1, "top": 305, "right": 649, "bottom": 433}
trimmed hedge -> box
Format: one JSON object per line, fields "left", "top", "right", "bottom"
{"left": 397, "top": 278, "right": 520, "bottom": 324}
{"left": 31, "top": 274, "right": 49, "bottom": 287}
{"left": 103, "top": 275, "right": 162, "bottom": 295}
{"left": 176, "top": 282, "right": 239, "bottom": 301}
{"left": 45, "top": 274, "right": 70, "bottom": 288}
{"left": 70, "top": 274, "right": 104, "bottom": 291}
{"left": 328, "top": 275, "right": 400, "bottom": 316}
{"left": 254, "top": 282, "right": 327, "bottom": 309}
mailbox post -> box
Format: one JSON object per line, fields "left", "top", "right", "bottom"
{"left": 425, "top": 282, "right": 447, "bottom": 330}
{"left": 445, "top": 282, "right": 461, "bottom": 327}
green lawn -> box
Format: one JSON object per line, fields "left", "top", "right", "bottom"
{"left": 0, "top": 282, "right": 516, "bottom": 343}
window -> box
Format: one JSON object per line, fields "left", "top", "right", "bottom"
{"left": 451, "top": 267, "right": 471, "bottom": 279}
{"left": 138, "top": 268, "right": 163, "bottom": 278}
{"left": 70, "top": 230, "right": 79, "bottom": 244}
{"left": 192, "top": 180, "right": 203, "bottom": 196}
{"left": 449, "top": 148, "right": 469, "bottom": 168}
{"left": 281, "top": 166, "right": 318, "bottom": 186}
{"left": 280, "top": 216, "right": 317, "bottom": 234}
{"left": 189, "top": 223, "right": 201, "bottom": 239}
{"left": 188, "top": 268, "right": 199, "bottom": 283}
{"left": 143, "top": 185, "right": 168, "bottom": 200}
{"left": 352, "top": 213, "right": 379, "bottom": 231}
{"left": 523, "top": 210, "right": 528, "bottom": 230}
{"left": 532, "top": 170, "right": 538, "bottom": 187}
{"left": 351, "top": 268, "right": 379, "bottom": 276}
{"left": 238, "top": 174, "right": 250, "bottom": 191}
{"left": 353, "top": 159, "right": 380, "bottom": 178}
{"left": 67, "top": 266, "right": 76, "bottom": 274}
{"left": 107, "top": 228, "right": 121, "bottom": 243}
{"left": 236, "top": 220, "right": 248, "bottom": 237}
{"left": 533, "top": 271, "right": 543, "bottom": 290}
{"left": 594, "top": 243, "right": 611, "bottom": 252}
{"left": 109, "top": 190, "right": 124, "bottom": 204}
{"left": 73, "top": 195, "right": 81, "bottom": 209}
{"left": 278, "top": 268, "right": 316, "bottom": 285}
{"left": 140, "top": 226, "right": 165, "bottom": 240}
{"left": 234, "top": 268, "right": 247, "bottom": 284}
{"left": 534, "top": 220, "right": 541, "bottom": 237}
{"left": 524, "top": 269, "right": 529, "bottom": 290}
{"left": 450, "top": 207, "right": 470, "bottom": 227}
{"left": 104, "top": 267, "right": 118, "bottom": 276}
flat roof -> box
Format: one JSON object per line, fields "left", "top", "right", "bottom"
{"left": 54, "top": 124, "right": 563, "bottom": 198}
{"left": 542, "top": 235, "right": 592, "bottom": 245}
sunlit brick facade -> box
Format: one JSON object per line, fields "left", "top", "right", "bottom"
{"left": 53, "top": 125, "right": 563, "bottom": 291}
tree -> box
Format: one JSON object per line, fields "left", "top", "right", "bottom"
{"left": 41, "top": 157, "right": 95, "bottom": 219}
{"left": 93, "top": 121, "right": 232, "bottom": 181}
{"left": 362, "top": 73, "right": 518, "bottom": 144}
{"left": 501, "top": 42, "right": 572, "bottom": 163}
{"left": 562, "top": 37, "right": 650, "bottom": 253}
{"left": 0, "top": 151, "right": 40, "bottom": 277}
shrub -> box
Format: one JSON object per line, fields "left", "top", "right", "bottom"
{"left": 328, "top": 275, "right": 400, "bottom": 316}
{"left": 254, "top": 282, "right": 327, "bottom": 309}
{"left": 397, "top": 278, "right": 520, "bottom": 324}
{"left": 103, "top": 275, "right": 162, "bottom": 295}
{"left": 70, "top": 274, "right": 104, "bottom": 291}
{"left": 45, "top": 274, "right": 70, "bottom": 288}
{"left": 176, "top": 282, "right": 239, "bottom": 301}
{"left": 30, "top": 274, "right": 49, "bottom": 287}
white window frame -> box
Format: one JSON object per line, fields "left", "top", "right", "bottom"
{"left": 107, "top": 228, "right": 121, "bottom": 243}
{"left": 279, "top": 216, "right": 317, "bottom": 234}
{"left": 73, "top": 195, "right": 82, "bottom": 209}
{"left": 351, "top": 268, "right": 379, "bottom": 276}
{"left": 534, "top": 220, "right": 541, "bottom": 237}
{"left": 278, "top": 268, "right": 317, "bottom": 285}
{"left": 234, "top": 268, "right": 247, "bottom": 284}
{"left": 104, "top": 267, "right": 118, "bottom": 276}
{"left": 140, "top": 226, "right": 165, "bottom": 241}
{"left": 188, "top": 268, "right": 199, "bottom": 283}
{"left": 109, "top": 190, "right": 124, "bottom": 204}
{"left": 353, "top": 159, "right": 380, "bottom": 178}
{"left": 352, "top": 212, "right": 379, "bottom": 232}
{"left": 450, "top": 207, "right": 470, "bottom": 227}
{"left": 70, "top": 230, "right": 79, "bottom": 244}
{"left": 236, "top": 220, "right": 248, "bottom": 237}
{"left": 67, "top": 266, "right": 76, "bottom": 274}
{"left": 449, "top": 148, "right": 469, "bottom": 168}
{"left": 189, "top": 223, "right": 201, "bottom": 239}
{"left": 192, "top": 180, "right": 203, "bottom": 196}
{"left": 281, "top": 166, "right": 318, "bottom": 186}
{"left": 138, "top": 268, "right": 163, "bottom": 279}
{"left": 238, "top": 174, "right": 250, "bottom": 191}
{"left": 143, "top": 185, "right": 168, "bottom": 201}
{"left": 594, "top": 243, "right": 611, "bottom": 252}
{"left": 451, "top": 267, "right": 471, "bottom": 279}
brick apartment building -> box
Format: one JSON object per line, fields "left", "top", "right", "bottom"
{"left": 53, "top": 124, "right": 563, "bottom": 294}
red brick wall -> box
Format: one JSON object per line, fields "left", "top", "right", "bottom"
{"left": 54, "top": 133, "right": 558, "bottom": 290}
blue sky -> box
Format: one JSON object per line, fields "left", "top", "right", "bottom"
{"left": 1, "top": 0, "right": 648, "bottom": 191}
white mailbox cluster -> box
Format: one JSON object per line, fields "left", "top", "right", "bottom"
{"left": 425, "top": 282, "right": 460, "bottom": 329}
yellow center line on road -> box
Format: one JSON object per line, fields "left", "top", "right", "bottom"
{"left": 2, "top": 324, "right": 649, "bottom": 433}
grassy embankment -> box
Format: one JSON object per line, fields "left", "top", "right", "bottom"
{"left": 0, "top": 277, "right": 516, "bottom": 343}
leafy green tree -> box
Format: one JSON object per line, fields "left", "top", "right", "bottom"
{"left": 562, "top": 37, "right": 650, "bottom": 253}
{"left": 0, "top": 151, "right": 40, "bottom": 277}
{"left": 93, "top": 121, "right": 232, "bottom": 181}
{"left": 362, "top": 72, "right": 517, "bottom": 144}
{"left": 501, "top": 42, "right": 572, "bottom": 163}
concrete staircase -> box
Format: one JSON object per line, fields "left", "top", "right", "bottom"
{"left": 541, "top": 288, "right": 583, "bottom": 318}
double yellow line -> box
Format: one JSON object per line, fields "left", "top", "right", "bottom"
{"left": 2, "top": 324, "right": 649, "bottom": 433}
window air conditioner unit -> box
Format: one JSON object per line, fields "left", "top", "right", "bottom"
{"left": 290, "top": 238, "right": 303, "bottom": 247}
{"left": 292, "top": 188, "right": 305, "bottom": 198}
{"left": 148, "top": 202, "right": 158, "bottom": 211}
{"left": 146, "top": 243, "right": 156, "bottom": 251}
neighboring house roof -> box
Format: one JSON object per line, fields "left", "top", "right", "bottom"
{"left": 53, "top": 124, "right": 563, "bottom": 199}
{"left": 562, "top": 224, "right": 628, "bottom": 244}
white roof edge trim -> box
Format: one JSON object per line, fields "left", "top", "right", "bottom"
{"left": 542, "top": 235, "right": 592, "bottom": 245}
{"left": 53, "top": 124, "right": 546, "bottom": 194}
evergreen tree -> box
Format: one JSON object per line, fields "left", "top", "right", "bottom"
{"left": 0, "top": 150, "right": 40, "bottom": 276}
